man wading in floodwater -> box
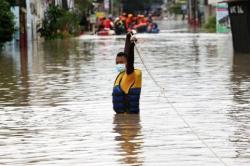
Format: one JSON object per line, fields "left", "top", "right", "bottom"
{"left": 112, "top": 32, "right": 142, "bottom": 114}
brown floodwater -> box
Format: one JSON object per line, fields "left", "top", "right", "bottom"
{"left": 0, "top": 21, "right": 249, "bottom": 166}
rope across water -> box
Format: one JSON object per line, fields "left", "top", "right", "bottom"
{"left": 133, "top": 42, "right": 228, "bottom": 166}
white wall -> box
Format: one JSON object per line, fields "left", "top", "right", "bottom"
{"left": 30, "top": 0, "right": 48, "bottom": 40}
{"left": 55, "top": 0, "right": 75, "bottom": 9}
{"left": 68, "top": 0, "right": 75, "bottom": 9}
{"left": 208, "top": 0, "right": 225, "bottom": 5}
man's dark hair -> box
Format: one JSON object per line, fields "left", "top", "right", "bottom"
{"left": 117, "top": 52, "right": 127, "bottom": 58}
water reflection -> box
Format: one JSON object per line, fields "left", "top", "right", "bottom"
{"left": 0, "top": 53, "right": 19, "bottom": 105}
{"left": 229, "top": 53, "right": 250, "bottom": 160}
{"left": 20, "top": 46, "right": 29, "bottom": 105}
{"left": 0, "top": 46, "right": 30, "bottom": 106}
{"left": 1, "top": 30, "right": 250, "bottom": 165}
{"left": 113, "top": 114, "right": 143, "bottom": 165}
{"left": 231, "top": 53, "right": 250, "bottom": 104}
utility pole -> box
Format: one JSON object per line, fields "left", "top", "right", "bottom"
{"left": 110, "top": 0, "right": 113, "bottom": 16}
{"left": 19, "top": 0, "right": 27, "bottom": 49}
{"left": 193, "top": 0, "right": 198, "bottom": 25}
{"left": 188, "top": 0, "right": 199, "bottom": 26}
{"left": 19, "top": 0, "right": 28, "bottom": 82}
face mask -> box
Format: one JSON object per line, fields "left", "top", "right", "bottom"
{"left": 116, "top": 64, "right": 126, "bottom": 73}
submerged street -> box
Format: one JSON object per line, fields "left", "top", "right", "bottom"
{"left": 0, "top": 21, "right": 250, "bottom": 166}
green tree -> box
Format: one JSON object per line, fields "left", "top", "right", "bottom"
{"left": 74, "top": 0, "right": 93, "bottom": 14}
{"left": 169, "top": 0, "right": 187, "bottom": 15}
{"left": 40, "top": 5, "right": 80, "bottom": 40}
{"left": 0, "top": 0, "right": 15, "bottom": 49}
{"left": 203, "top": 16, "right": 216, "bottom": 33}
{"left": 6, "top": 0, "right": 17, "bottom": 6}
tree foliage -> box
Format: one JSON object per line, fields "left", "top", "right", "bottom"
{"left": 169, "top": 0, "right": 187, "bottom": 14}
{"left": 74, "top": 0, "right": 93, "bottom": 14}
{"left": 6, "top": 0, "right": 17, "bottom": 7}
{"left": 0, "top": 0, "right": 15, "bottom": 48}
{"left": 40, "top": 5, "right": 80, "bottom": 40}
{"left": 203, "top": 16, "right": 216, "bottom": 33}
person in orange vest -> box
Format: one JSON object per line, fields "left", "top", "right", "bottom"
{"left": 126, "top": 14, "right": 133, "bottom": 31}
{"left": 97, "top": 16, "right": 105, "bottom": 32}
{"left": 104, "top": 16, "right": 114, "bottom": 30}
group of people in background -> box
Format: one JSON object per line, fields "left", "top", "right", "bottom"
{"left": 96, "top": 13, "right": 160, "bottom": 35}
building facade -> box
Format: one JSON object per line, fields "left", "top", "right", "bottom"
{"left": 53, "top": 0, "right": 75, "bottom": 10}
{"left": 11, "top": 0, "right": 75, "bottom": 42}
